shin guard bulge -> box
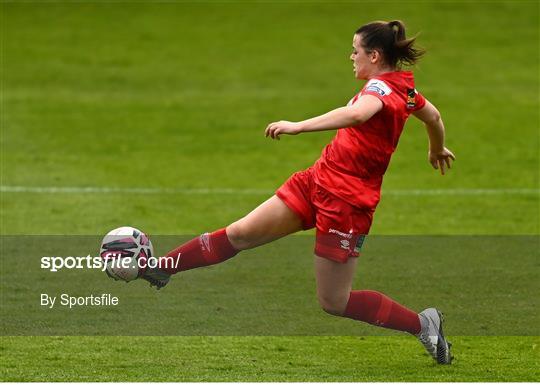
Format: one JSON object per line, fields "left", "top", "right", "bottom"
{"left": 160, "top": 228, "right": 239, "bottom": 274}
{"left": 344, "top": 290, "right": 421, "bottom": 334}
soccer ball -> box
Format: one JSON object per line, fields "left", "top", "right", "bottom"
{"left": 99, "top": 226, "right": 154, "bottom": 282}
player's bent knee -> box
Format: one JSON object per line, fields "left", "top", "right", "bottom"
{"left": 317, "top": 294, "right": 348, "bottom": 316}
{"left": 226, "top": 222, "right": 256, "bottom": 251}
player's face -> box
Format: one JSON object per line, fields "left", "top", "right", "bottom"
{"left": 350, "top": 34, "right": 376, "bottom": 80}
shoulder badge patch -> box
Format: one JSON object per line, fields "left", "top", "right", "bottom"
{"left": 407, "top": 88, "right": 417, "bottom": 109}
{"left": 364, "top": 79, "right": 392, "bottom": 97}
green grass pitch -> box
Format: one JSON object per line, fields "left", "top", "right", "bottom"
{"left": 1, "top": 0, "right": 539, "bottom": 382}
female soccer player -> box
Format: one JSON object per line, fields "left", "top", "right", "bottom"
{"left": 143, "top": 20, "right": 455, "bottom": 364}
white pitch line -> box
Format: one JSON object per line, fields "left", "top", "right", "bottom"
{"left": 0, "top": 185, "right": 272, "bottom": 195}
{"left": 383, "top": 188, "right": 540, "bottom": 196}
{"left": 1, "top": 185, "right": 539, "bottom": 196}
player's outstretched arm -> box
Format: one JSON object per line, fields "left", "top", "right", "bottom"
{"left": 412, "top": 99, "right": 456, "bottom": 175}
{"left": 265, "top": 95, "right": 383, "bottom": 140}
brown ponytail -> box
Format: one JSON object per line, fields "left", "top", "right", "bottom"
{"left": 356, "top": 20, "right": 425, "bottom": 68}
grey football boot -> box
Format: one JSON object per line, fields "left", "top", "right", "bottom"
{"left": 141, "top": 258, "right": 171, "bottom": 289}
{"left": 417, "top": 308, "right": 453, "bottom": 364}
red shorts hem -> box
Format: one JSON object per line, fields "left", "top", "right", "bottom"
{"left": 314, "top": 229, "right": 362, "bottom": 263}
{"left": 314, "top": 244, "right": 359, "bottom": 263}
{"left": 276, "top": 185, "right": 314, "bottom": 230}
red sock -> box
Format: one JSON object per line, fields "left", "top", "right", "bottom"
{"left": 159, "top": 228, "right": 239, "bottom": 274}
{"left": 344, "top": 290, "right": 421, "bottom": 335}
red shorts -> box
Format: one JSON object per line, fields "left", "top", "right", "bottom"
{"left": 276, "top": 167, "right": 374, "bottom": 263}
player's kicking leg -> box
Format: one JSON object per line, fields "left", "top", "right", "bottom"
{"left": 314, "top": 255, "right": 453, "bottom": 364}
{"left": 143, "top": 195, "right": 303, "bottom": 288}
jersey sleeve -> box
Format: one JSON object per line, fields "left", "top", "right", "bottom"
{"left": 360, "top": 79, "right": 393, "bottom": 105}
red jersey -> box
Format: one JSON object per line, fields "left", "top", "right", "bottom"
{"left": 313, "top": 71, "right": 426, "bottom": 209}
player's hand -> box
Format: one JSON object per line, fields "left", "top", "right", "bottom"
{"left": 429, "top": 147, "right": 455, "bottom": 175}
{"left": 265, "top": 121, "right": 302, "bottom": 140}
